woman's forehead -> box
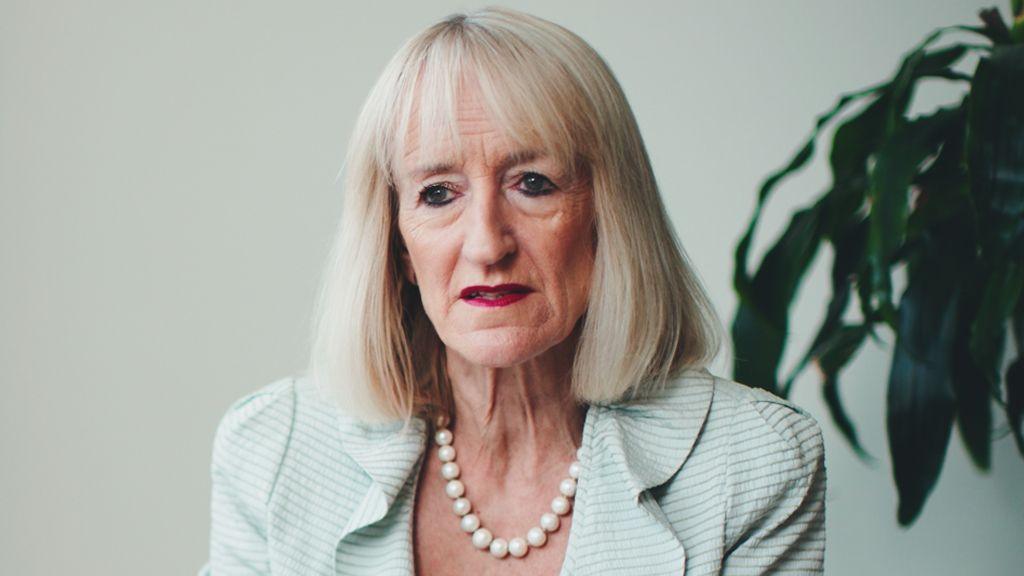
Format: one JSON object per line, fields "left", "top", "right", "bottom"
{"left": 400, "top": 100, "right": 535, "bottom": 169}
{"left": 394, "top": 82, "right": 574, "bottom": 181}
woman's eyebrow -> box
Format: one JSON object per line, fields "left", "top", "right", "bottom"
{"left": 410, "top": 161, "right": 457, "bottom": 181}
{"left": 409, "top": 149, "right": 545, "bottom": 181}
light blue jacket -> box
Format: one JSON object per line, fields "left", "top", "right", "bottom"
{"left": 199, "top": 367, "right": 826, "bottom": 575}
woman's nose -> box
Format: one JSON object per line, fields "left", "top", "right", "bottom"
{"left": 460, "top": 189, "right": 516, "bottom": 266}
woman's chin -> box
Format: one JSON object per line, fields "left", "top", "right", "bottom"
{"left": 444, "top": 329, "right": 552, "bottom": 368}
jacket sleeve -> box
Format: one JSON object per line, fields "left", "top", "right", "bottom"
{"left": 199, "top": 378, "right": 296, "bottom": 575}
{"left": 721, "top": 391, "right": 827, "bottom": 575}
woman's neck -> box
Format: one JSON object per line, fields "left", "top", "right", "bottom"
{"left": 443, "top": 338, "right": 586, "bottom": 490}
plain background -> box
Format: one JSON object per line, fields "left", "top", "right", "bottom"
{"left": 3, "top": 1, "right": 1022, "bottom": 574}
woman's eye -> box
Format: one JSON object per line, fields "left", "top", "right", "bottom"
{"left": 517, "top": 172, "right": 557, "bottom": 196}
{"left": 419, "top": 184, "right": 455, "bottom": 207}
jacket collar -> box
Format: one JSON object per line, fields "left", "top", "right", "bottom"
{"left": 327, "top": 366, "right": 715, "bottom": 574}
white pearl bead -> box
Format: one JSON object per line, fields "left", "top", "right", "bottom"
{"left": 527, "top": 526, "right": 547, "bottom": 546}
{"left": 452, "top": 497, "right": 471, "bottom": 516}
{"left": 444, "top": 479, "right": 464, "bottom": 499}
{"left": 471, "top": 528, "right": 493, "bottom": 549}
{"left": 460, "top": 513, "right": 480, "bottom": 533}
{"left": 559, "top": 477, "right": 577, "bottom": 498}
{"left": 435, "top": 429, "right": 453, "bottom": 446}
{"left": 568, "top": 461, "right": 581, "bottom": 479}
{"left": 508, "top": 537, "right": 529, "bottom": 557}
{"left": 540, "top": 512, "right": 560, "bottom": 532}
{"left": 552, "top": 495, "right": 571, "bottom": 515}
{"left": 489, "top": 538, "right": 509, "bottom": 558}
{"left": 438, "top": 445, "right": 455, "bottom": 462}
{"left": 441, "top": 462, "right": 460, "bottom": 480}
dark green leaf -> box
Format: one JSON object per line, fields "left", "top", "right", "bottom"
{"left": 816, "top": 324, "right": 874, "bottom": 460}
{"left": 885, "top": 36, "right": 975, "bottom": 133}
{"left": 947, "top": 236, "right": 993, "bottom": 470}
{"left": 866, "top": 107, "right": 961, "bottom": 314}
{"left": 731, "top": 27, "right": 993, "bottom": 434}
{"left": 914, "top": 44, "right": 972, "bottom": 77}
{"left": 923, "top": 69, "right": 975, "bottom": 82}
{"left": 909, "top": 119, "right": 995, "bottom": 469}
{"left": 970, "top": 261, "right": 1024, "bottom": 391}
{"left": 1008, "top": 358, "right": 1024, "bottom": 457}
{"left": 734, "top": 84, "right": 881, "bottom": 298}
{"left": 732, "top": 300, "right": 785, "bottom": 394}
{"left": 1008, "top": 294, "right": 1024, "bottom": 457}
{"left": 829, "top": 94, "right": 891, "bottom": 184}
{"left": 783, "top": 217, "right": 868, "bottom": 394}
{"left": 907, "top": 103, "right": 971, "bottom": 241}
{"left": 978, "top": 8, "right": 1013, "bottom": 45}
{"left": 887, "top": 237, "right": 961, "bottom": 526}
{"left": 967, "top": 45, "right": 1024, "bottom": 261}
{"left": 733, "top": 202, "right": 824, "bottom": 392}
{"left": 1014, "top": 283, "right": 1024, "bottom": 345}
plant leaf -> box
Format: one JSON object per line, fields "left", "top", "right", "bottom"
{"left": 886, "top": 38, "right": 976, "bottom": 133}
{"left": 938, "top": 217, "right": 995, "bottom": 471}
{"left": 783, "top": 217, "right": 868, "bottom": 395}
{"left": 734, "top": 84, "right": 881, "bottom": 298}
{"left": 866, "top": 107, "right": 961, "bottom": 315}
{"left": 907, "top": 102, "right": 970, "bottom": 241}
{"left": 1007, "top": 294, "right": 1024, "bottom": 457}
{"left": 733, "top": 202, "right": 824, "bottom": 392}
{"left": 733, "top": 28, "right": 992, "bottom": 398}
{"left": 815, "top": 324, "right": 875, "bottom": 460}
{"left": 978, "top": 8, "right": 1013, "bottom": 45}
{"left": 967, "top": 44, "right": 1024, "bottom": 261}
{"left": 1007, "top": 358, "right": 1024, "bottom": 457}
{"left": 732, "top": 298, "right": 785, "bottom": 394}
{"left": 901, "top": 105, "right": 994, "bottom": 470}
{"left": 963, "top": 44, "right": 1024, "bottom": 464}
{"left": 950, "top": 267, "right": 995, "bottom": 470}
{"left": 970, "top": 262, "right": 1024, "bottom": 393}
{"left": 887, "top": 234, "right": 961, "bottom": 526}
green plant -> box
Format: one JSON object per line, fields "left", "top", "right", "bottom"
{"left": 731, "top": 3, "right": 1024, "bottom": 526}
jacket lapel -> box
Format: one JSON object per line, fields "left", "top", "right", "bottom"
{"left": 570, "top": 367, "right": 714, "bottom": 575}
{"left": 334, "top": 416, "right": 428, "bottom": 538}
{"left": 326, "top": 404, "right": 427, "bottom": 575}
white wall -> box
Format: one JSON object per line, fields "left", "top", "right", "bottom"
{"left": 2, "top": 1, "right": 1021, "bottom": 574}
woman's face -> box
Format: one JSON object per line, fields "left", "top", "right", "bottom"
{"left": 394, "top": 85, "right": 595, "bottom": 368}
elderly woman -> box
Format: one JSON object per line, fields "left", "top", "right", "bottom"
{"left": 201, "top": 7, "right": 826, "bottom": 576}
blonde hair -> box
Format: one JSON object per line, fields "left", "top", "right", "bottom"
{"left": 308, "top": 7, "right": 724, "bottom": 426}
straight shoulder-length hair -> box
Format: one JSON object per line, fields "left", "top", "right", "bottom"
{"left": 308, "top": 7, "right": 725, "bottom": 426}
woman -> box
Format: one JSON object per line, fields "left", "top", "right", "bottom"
{"left": 201, "top": 7, "right": 826, "bottom": 575}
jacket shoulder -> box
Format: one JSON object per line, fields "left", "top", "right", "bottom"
{"left": 714, "top": 377, "right": 823, "bottom": 466}
{"left": 708, "top": 376, "right": 826, "bottom": 548}
{"left": 211, "top": 377, "right": 298, "bottom": 506}
{"left": 707, "top": 375, "right": 824, "bottom": 479}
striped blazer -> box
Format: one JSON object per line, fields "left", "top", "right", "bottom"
{"left": 199, "top": 366, "right": 826, "bottom": 575}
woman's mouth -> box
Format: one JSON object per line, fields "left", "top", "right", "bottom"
{"left": 459, "top": 284, "right": 533, "bottom": 307}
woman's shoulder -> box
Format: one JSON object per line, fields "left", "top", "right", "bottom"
{"left": 652, "top": 367, "right": 823, "bottom": 459}
{"left": 705, "top": 373, "right": 825, "bottom": 469}
{"left": 211, "top": 378, "right": 300, "bottom": 480}
{"left": 651, "top": 371, "right": 826, "bottom": 569}
{"left": 209, "top": 375, "right": 353, "bottom": 493}
{"left": 701, "top": 373, "right": 827, "bottom": 545}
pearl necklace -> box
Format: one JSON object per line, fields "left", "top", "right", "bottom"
{"left": 432, "top": 414, "right": 582, "bottom": 559}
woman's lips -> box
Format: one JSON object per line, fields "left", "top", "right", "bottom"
{"left": 462, "top": 293, "right": 530, "bottom": 307}
{"left": 459, "top": 284, "right": 532, "bottom": 307}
